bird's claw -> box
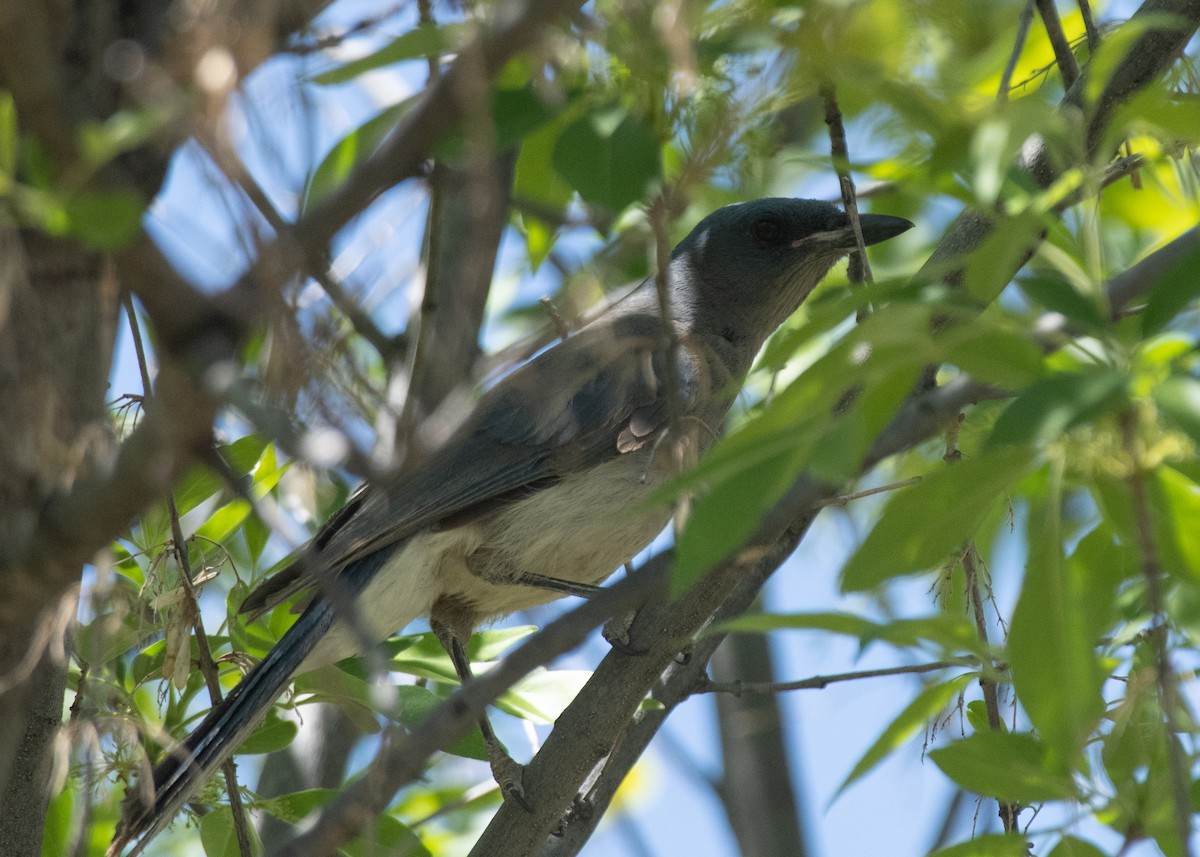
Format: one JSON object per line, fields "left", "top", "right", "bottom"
{"left": 489, "top": 752, "right": 532, "bottom": 812}
{"left": 603, "top": 610, "right": 644, "bottom": 654}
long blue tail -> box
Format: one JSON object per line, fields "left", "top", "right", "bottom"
{"left": 112, "top": 597, "right": 335, "bottom": 856}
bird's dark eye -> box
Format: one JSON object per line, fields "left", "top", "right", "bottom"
{"left": 751, "top": 217, "right": 783, "bottom": 244}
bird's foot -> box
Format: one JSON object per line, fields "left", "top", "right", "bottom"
{"left": 550, "top": 795, "right": 593, "bottom": 837}
{"left": 603, "top": 610, "right": 643, "bottom": 654}
{"left": 487, "top": 746, "right": 532, "bottom": 812}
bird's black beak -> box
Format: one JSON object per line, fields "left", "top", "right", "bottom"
{"left": 794, "top": 213, "right": 914, "bottom": 251}
{"left": 854, "top": 213, "right": 914, "bottom": 246}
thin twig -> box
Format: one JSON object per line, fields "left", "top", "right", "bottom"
{"left": 819, "top": 79, "right": 873, "bottom": 319}
{"left": 815, "top": 477, "right": 922, "bottom": 508}
{"left": 194, "top": 133, "right": 399, "bottom": 361}
{"left": 962, "top": 543, "right": 1020, "bottom": 833}
{"left": 1035, "top": 0, "right": 1081, "bottom": 89}
{"left": 1120, "top": 410, "right": 1193, "bottom": 857}
{"left": 999, "top": 1, "right": 1037, "bottom": 100}
{"left": 695, "top": 660, "right": 968, "bottom": 696}
{"left": 1077, "top": 0, "right": 1100, "bottom": 52}
{"left": 125, "top": 297, "right": 255, "bottom": 857}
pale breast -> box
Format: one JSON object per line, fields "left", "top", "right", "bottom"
{"left": 439, "top": 449, "right": 674, "bottom": 620}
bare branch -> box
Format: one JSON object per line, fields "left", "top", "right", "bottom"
{"left": 696, "top": 660, "right": 969, "bottom": 695}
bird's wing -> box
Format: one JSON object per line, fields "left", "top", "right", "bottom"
{"left": 241, "top": 313, "right": 708, "bottom": 617}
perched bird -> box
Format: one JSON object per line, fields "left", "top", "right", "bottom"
{"left": 112, "top": 197, "right": 912, "bottom": 854}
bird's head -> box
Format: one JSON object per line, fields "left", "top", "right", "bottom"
{"left": 669, "top": 197, "right": 912, "bottom": 359}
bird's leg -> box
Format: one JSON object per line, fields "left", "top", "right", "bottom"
{"left": 470, "top": 562, "right": 644, "bottom": 653}
{"left": 514, "top": 571, "right": 602, "bottom": 599}
{"left": 429, "top": 617, "right": 532, "bottom": 811}
{"left": 499, "top": 570, "right": 643, "bottom": 653}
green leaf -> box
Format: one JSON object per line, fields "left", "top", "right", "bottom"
{"left": 260, "top": 788, "right": 336, "bottom": 824}
{"left": 195, "top": 498, "right": 252, "bottom": 542}
{"left": 395, "top": 685, "right": 487, "bottom": 760}
{"left": 1018, "top": 275, "right": 1109, "bottom": 331}
{"left": 988, "top": 368, "right": 1126, "bottom": 448}
{"left": 719, "top": 611, "right": 877, "bottom": 638}
{"left": 840, "top": 447, "right": 1033, "bottom": 592}
{"left": 1069, "top": 524, "right": 1133, "bottom": 641}
{"left": 238, "top": 708, "right": 299, "bottom": 755}
{"left": 838, "top": 673, "right": 975, "bottom": 795}
{"left": 963, "top": 212, "right": 1045, "bottom": 304}
{"left": 672, "top": 450, "right": 802, "bottom": 593}
{"left": 341, "top": 813, "right": 430, "bottom": 857}
{"left": 718, "top": 611, "right": 987, "bottom": 659}
{"left": 1156, "top": 376, "right": 1200, "bottom": 448}
{"left": 1142, "top": 239, "right": 1200, "bottom": 335}
{"left": 61, "top": 190, "right": 145, "bottom": 250}
{"left": 929, "top": 834, "right": 1031, "bottom": 857}
{"left": 200, "top": 806, "right": 261, "bottom": 857}
{"left": 941, "top": 323, "right": 1046, "bottom": 389}
{"left": 515, "top": 119, "right": 577, "bottom": 212}
{"left": 497, "top": 669, "right": 591, "bottom": 723}
{"left": 930, "top": 730, "right": 1076, "bottom": 803}
{"left": 0, "top": 91, "right": 15, "bottom": 181}
{"left": 311, "top": 23, "right": 468, "bottom": 84}
{"left": 1008, "top": 482, "right": 1106, "bottom": 768}
{"left": 302, "top": 100, "right": 413, "bottom": 212}
{"left": 436, "top": 86, "right": 560, "bottom": 161}
{"left": 75, "top": 612, "right": 141, "bottom": 667}
{"left": 1048, "top": 836, "right": 1108, "bottom": 857}
{"left": 1148, "top": 466, "right": 1200, "bottom": 581}
{"left": 551, "top": 104, "right": 661, "bottom": 211}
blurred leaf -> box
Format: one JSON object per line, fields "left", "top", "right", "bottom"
{"left": 60, "top": 190, "right": 145, "bottom": 250}
{"left": 303, "top": 99, "right": 413, "bottom": 212}
{"left": 388, "top": 627, "right": 536, "bottom": 682}
{"left": 965, "top": 699, "right": 992, "bottom": 733}
{"left": 76, "top": 612, "right": 141, "bottom": 667}
{"left": 1008, "top": 483, "right": 1106, "bottom": 768}
{"left": 396, "top": 685, "right": 487, "bottom": 760}
{"left": 260, "top": 788, "right": 335, "bottom": 824}
{"left": 838, "top": 673, "right": 974, "bottom": 795}
{"left": 719, "top": 610, "right": 987, "bottom": 659}
{"left": 1018, "top": 275, "right": 1109, "bottom": 331}
{"left": 551, "top": 104, "right": 661, "bottom": 211}
{"left": 341, "top": 813, "right": 430, "bottom": 857}
{"left": 930, "top": 730, "right": 1076, "bottom": 802}
{"left": 672, "top": 451, "right": 803, "bottom": 594}
{"left": 497, "top": 669, "right": 591, "bottom": 723}
{"left": 312, "top": 23, "right": 469, "bottom": 84}
{"left": 1069, "top": 524, "right": 1134, "bottom": 640}
{"left": 39, "top": 776, "right": 75, "bottom": 857}
{"left": 1155, "top": 376, "right": 1200, "bottom": 446}
{"left": 200, "top": 806, "right": 260, "bottom": 857}
{"left": 435, "top": 86, "right": 562, "bottom": 161}
{"left": 841, "top": 447, "right": 1033, "bottom": 592}
{"left": 239, "top": 708, "right": 299, "bottom": 755}
{"left": 1049, "top": 836, "right": 1108, "bottom": 857}
{"left": 719, "top": 611, "right": 876, "bottom": 637}
{"left": 1148, "top": 466, "right": 1200, "bottom": 581}
{"left": 963, "top": 212, "right": 1045, "bottom": 304}
{"left": 0, "top": 91, "right": 15, "bottom": 181}
{"left": 78, "top": 106, "right": 175, "bottom": 167}
{"left": 1142, "top": 239, "right": 1200, "bottom": 335}
{"left": 941, "top": 321, "right": 1046, "bottom": 389}
{"left": 929, "top": 835, "right": 1033, "bottom": 857}
{"left": 515, "top": 117, "right": 579, "bottom": 213}
{"left": 987, "top": 368, "right": 1126, "bottom": 448}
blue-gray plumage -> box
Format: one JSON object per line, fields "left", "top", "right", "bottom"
{"left": 112, "top": 198, "right": 912, "bottom": 855}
